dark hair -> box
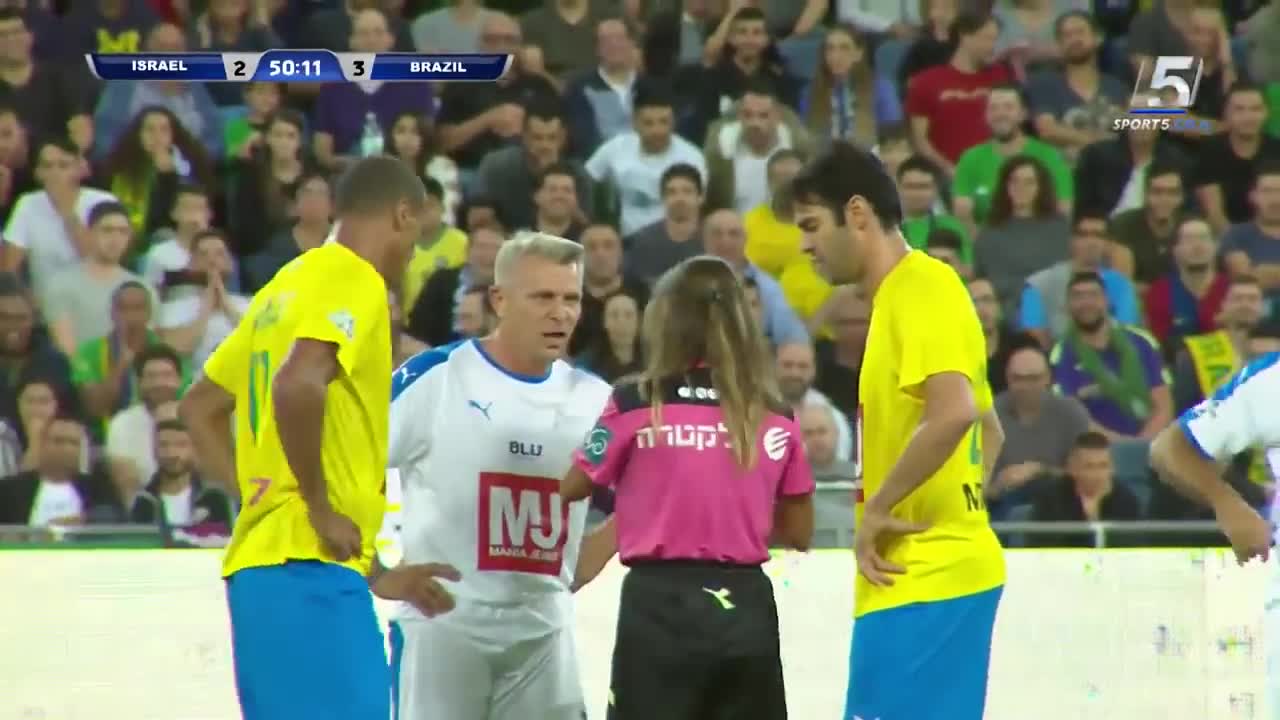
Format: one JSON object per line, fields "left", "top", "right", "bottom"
{"left": 35, "top": 136, "right": 79, "bottom": 162}
{"left": 88, "top": 201, "right": 129, "bottom": 227}
{"left": 1072, "top": 430, "right": 1110, "bottom": 451}
{"left": 525, "top": 99, "right": 565, "bottom": 126}
{"left": 951, "top": 11, "right": 997, "bottom": 42}
{"left": 154, "top": 418, "right": 187, "bottom": 434}
{"left": 768, "top": 149, "right": 805, "bottom": 171}
{"left": 789, "top": 141, "right": 903, "bottom": 228}
{"left": 897, "top": 154, "right": 941, "bottom": 181}
{"left": 334, "top": 155, "right": 427, "bottom": 217}
{"left": 988, "top": 82, "right": 1025, "bottom": 105}
{"left": 1230, "top": 274, "right": 1262, "bottom": 290}
{"left": 985, "top": 155, "right": 1058, "bottom": 226}
{"left": 1144, "top": 160, "right": 1184, "bottom": 187}
{"left": 633, "top": 78, "right": 675, "bottom": 112}
{"left": 422, "top": 175, "right": 444, "bottom": 201}
{"left": 740, "top": 75, "right": 778, "bottom": 102}
{"left": 458, "top": 195, "right": 507, "bottom": 233}
{"left": 926, "top": 227, "right": 963, "bottom": 253}
{"left": 660, "top": 163, "right": 703, "bottom": 195}
{"left": 295, "top": 171, "right": 330, "bottom": 198}
{"left": 1053, "top": 9, "right": 1097, "bottom": 37}
{"left": 1067, "top": 270, "right": 1105, "bottom": 292}
{"left": 536, "top": 161, "right": 578, "bottom": 191}
{"left": 878, "top": 127, "right": 911, "bottom": 147}
{"left": 383, "top": 111, "right": 438, "bottom": 172}
{"left": 102, "top": 106, "right": 214, "bottom": 190}
{"left": 1255, "top": 161, "right": 1280, "bottom": 184}
{"left": 730, "top": 5, "right": 767, "bottom": 25}
{"left": 641, "top": 256, "right": 779, "bottom": 468}
{"left": 1226, "top": 80, "right": 1264, "bottom": 104}
{"left": 133, "top": 344, "right": 183, "bottom": 379}
{"left": 192, "top": 227, "right": 229, "bottom": 251}
{"left": 112, "top": 280, "right": 151, "bottom": 306}
{"left": 1071, "top": 208, "right": 1109, "bottom": 232}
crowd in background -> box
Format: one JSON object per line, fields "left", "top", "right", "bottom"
{"left": 0, "top": 0, "right": 1278, "bottom": 548}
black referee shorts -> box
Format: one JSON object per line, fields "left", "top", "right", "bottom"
{"left": 607, "top": 560, "right": 787, "bottom": 720}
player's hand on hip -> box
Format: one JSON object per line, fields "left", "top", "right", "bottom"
{"left": 1213, "top": 495, "right": 1272, "bottom": 565}
{"left": 855, "top": 508, "right": 929, "bottom": 587}
{"left": 373, "top": 563, "right": 462, "bottom": 618}
{"left": 309, "top": 506, "right": 363, "bottom": 561}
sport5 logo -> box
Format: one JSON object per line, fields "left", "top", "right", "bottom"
{"left": 478, "top": 472, "right": 569, "bottom": 575}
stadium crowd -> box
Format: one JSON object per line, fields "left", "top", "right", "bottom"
{"left": 0, "top": 0, "right": 1276, "bottom": 548}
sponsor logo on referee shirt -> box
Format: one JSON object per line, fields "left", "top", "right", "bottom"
{"left": 763, "top": 427, "right": 789, "bottom": 461}
{"left": 583, "top": 425, "right": 611, "bottom": 464}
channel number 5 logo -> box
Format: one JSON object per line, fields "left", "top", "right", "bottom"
{"left": 1134, "top": 56, "right": 1204, "bottom": 109}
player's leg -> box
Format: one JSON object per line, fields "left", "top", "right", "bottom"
{"left": 606, "top": 565, "right": 718, "bottom": 720}
{"left": 699, "top": 566, "right": 788, "bottom": 720}
{"left": 845, "top": 586, "right": 1003, "bottom": 720}
{"left": 226, "top": 561, "right": 389, "bottom": 720}
{"left": 389, "top": 621, "right": 405, "bottom": 720}
{"left": 490, "top": 624, "right": 585, "bottom": 720}
{"left": 396, "top": 618, "right": 494, "bottom": 720}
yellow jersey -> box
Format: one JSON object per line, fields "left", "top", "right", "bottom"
{"left": 401, "top": 227, "right": 467, "bottom": 316}
{"left": 855, "top": 251, "right": 1004, "bottom": 617}
{"left": 205, "top": 243, "right": 393, "bottom": 578}
{"left": 743, "top": 203, "right": 804, "bottom": 278}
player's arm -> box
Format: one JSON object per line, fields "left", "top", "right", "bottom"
{"left": 179, "top": 375, "right": 238, "bottom": 496}
{"left": 572, "top": 515, "right": 617, "bottom": 593}
{"left": 980, "top": 408, "right": 1005, "bottom": 484}
{"left": 273, "top": 338, "right": 341, "bottom": 512}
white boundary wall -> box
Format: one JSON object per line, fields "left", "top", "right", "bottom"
{"left": 0, "top": 549, "right": 1270, "bottom": 719}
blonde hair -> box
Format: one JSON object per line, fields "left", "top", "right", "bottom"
{"left": 639, "top": 256, "right": 781, "bottom": 468}
{"left": 492, "top": 230, "right": 584, "bottom": 288}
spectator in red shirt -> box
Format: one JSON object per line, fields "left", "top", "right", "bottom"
{"left": 1143, "top": 216, "right": 1230, "bottom": 353}
{"left": 905, "top": 11, "right": 1011, "bottom": 175}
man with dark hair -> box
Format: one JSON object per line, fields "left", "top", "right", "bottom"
{"left": 72, "top": 280, "right": 172, "bottom": 429}
{"left": 1170, "top": 275, "right": 1266, "bottom": 414}
{"left": 897, "top": 155, "right": 970, "bottom": 260}
{"left": 400, "top": 176, "right": 468, "bottom": 319}
{"left": 1220, "top": 162, "right": 1280, "bottom": 307}
{"left": 1107, "top": 160, "right": 1188, "bottom": 286}
{"left": 624, "top": 162, "right": 705, "bottom": 285}
{"left": 0, "top": 412, "right": 107, "bottom": 526}
{"left": 531, "top": 162, "right": 586, "bottom": 243}
{"left": 1143, "top": 216, "right": 1229, "bottom": 354}
{"left": 792, "top": 140, "right": 1005, "bottom": 720}
{"left": 1027, "top": 430, "right": 1140, "bottom": 547}
{"left": 1192, "top": 82, "right": 1280, "bottom": 234}
{"left": 105, "top": 343, "right": 183, "bottom": 497}
{"left": 140, "top": 183, "right": 213, "bottom": 290}
{"left": 128, "top": 418, "right": 235, "bottom": 532}
{"left": 0, "top": 272, "right": 76, "bottom": 423}
{"left": 179, "top": 154, "right": 453, "bottom": 720}
{"left": 924, "top": 227, "right": 966, "bottom": 274}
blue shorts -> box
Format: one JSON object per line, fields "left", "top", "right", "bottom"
{"left": 226, "top": 561, "right": 389, "bottom": 720}
{"left": 845, "top": 586, "right": 1002, "bottom": 720}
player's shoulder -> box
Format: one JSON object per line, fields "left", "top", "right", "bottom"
{"left": 1212, "top": 352, "right": 1280, "bottom": 403}
{"left": 554, "top": 360, "right": 614, "bottom": 408}
{"left": 885, "top": 252, "right": 969, "bottom": 306}
{"left": 391, "top": 339, "right": 469, "bottom": 402}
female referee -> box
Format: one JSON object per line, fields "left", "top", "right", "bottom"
{"left": 561, "top": 255, "right": 815, "bottom": 720}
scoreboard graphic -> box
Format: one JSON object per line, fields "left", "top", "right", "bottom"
{"left": 85, "top": 50, "right": 513, "bottom": 83}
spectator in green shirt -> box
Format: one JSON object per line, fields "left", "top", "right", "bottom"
{"left": 952, "top": 84, "right": 1074, "bottom": 232}
{"left": 897, "top": 154, "right": 972, "bottom": 262}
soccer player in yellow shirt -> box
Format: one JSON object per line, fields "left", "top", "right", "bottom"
{"left": 180, "top": 157, "right": 460, "bottom": 720}
{"left": 791, "top": 141, "right": 1007, "bottom": 720}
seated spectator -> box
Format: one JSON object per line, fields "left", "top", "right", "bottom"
{"left": 776, "top": 341, "right": 852, "bottom": 461}
{"left": 571, "top": 224, "right": 648, "bottom": 356}
{"left": 898, "top": 155, "right": 970, "bottom": 261}
{"left": 896, "top": 0, "right": 958, "bottom": 89}
{"left": 0, "top": 276, "right": 75, "bottom": 423}
{"left": 564, "top": 18, "right": 639, "bottom": 159}
{"left": 1, "top": 138, "right": 117, "bottom": 301}
{"left": 704, "top": 83, "right": 814, "bottom": 214}
{"left": 243, "top": 172, "right": 332, "bottom": 293}
{"left": 586, "top": 80, "right": 706, "bottom": 236}
{"left": 623, "top": 163, "right": 704, "bottom": 286}
{"left": 575, "top": 291, "right": 644, "bottom": 383}
{"left": 72, "top": 281, "right": 179, "bottom": 427}
{"left": 519, "top": 0, "right": 622, "bottom": 83}
{"left": 972, "top": 155, "right": 1071, "bottom": 315}
{"left": 812, "top": 285, "right": 866, "bottom": 420}
{"left": 1170, "top": 275, "right": 1265, "bottom": 413}
{"left": 296, "top": 0, "right": 413, "bottom": 52}
{"left": 407, "top": 225, "right": 504, "bottom": 347}
{"left": 157, "top": 230, "right": 249, "bottom": 367}
{"left": 1049, "top": 271, "right": 1171, "bottom": 440}
{"left": 313, "top": 9, "right": 435, "bottom": 171}
{"left": 458, "top": 195, "right": 506, "bottom": 234}
{"left": 529, "top": 163, "right": 586, "bottom": 243}
{"left": 411, "top": 0, "right": 490, "bottom": 54}
{"left": 0, "top": 9, "right": 94, "bottom": 152}
{"left": 44, "top": 202, "right": 155, "bottom": 355}
{"left": 188, "top": 0, "right": 280, "bottom": 107}
{"left": 454, "top": 284, "right": 496, "bottom": 340}
{"left": 968, "top": 275, "right": 1038, "bottom": 394}
{"left": 435, "top": 12, "right": 559, "bottom": 174}
{"left": 872, "top": 127, "right": 912, "bottom": 179}
{"left": 474, "top": 103, "right": 592, "bottom": 232}
{"left": 223, "top": 81, "right": 281, "bottom": 160}
{"left": 987, "top": 345, "right": 1090, "bottom": 519}
{"left": 685, "top": 7, "right": 800, "bottom": 145}
{"left": 66, "top": 0, "right": 158, "bottom": 55}
{"left": 1193, "top": 83, "right": 1280, "bottom": 235}
{"left": 905, "top": 11, "right": 1010, "bottom": 175}
{"left": 1220, "top": 165, "right": 1280, "bottom": 312}
{"left": 9, "top": 375, "right": 77, "bottom": 475}
{"left": 0, "top": 105, "right": 34, "bottom": 219}
{"left": 925, "top": 227, "right": 967, "bottom": 276}
{"left": 0, "top": 413, "right": 105, "bottom": 527}
{"left": 1074, "top": 93, "right": 1190, "bottom": 218}
{"left": 746, "top": 149, "right": 806, "bottom": 278}
{"left": 230, "top": 109, "right": 314, "bottom": 258}
{"left": 1029, "top": 431, "right": 1141, "bottom": 547}
{"left": 991, "top": 0, "right": 1087, "bottom": 74}
{"left": 799, "top": 23, "right": 902, "bottom": 151}
{"left": 104, "top": 345, "right": 182, "bottom": 498}
{"left": 702, "top": 208, "right": 807, "bottom": 346}
{"left": 953, "top": 84, "right": 1072, "bottom": 233}
{"left": 1174, "top": 6, "right": 1239, "bottom": 139}
{"left": 128, "top": 419, "right": 234, "bottom": 531}
{"left": 1025, "top": 12, "right": 1127, "bottom": 161}
{"left": 399, "top": 177, "right": 466, "bottom": 320}
{"left": 1022, "top": 211, "right": 1141, "bottom": 344}
{"left": 385, "top": 111, "right": 460, "bottom": 225}
{"left": 140, "top": 184, "right": 212, "bottom": 290}
{"left": 1107, "top": 162, "right": 1188, "bottom": 288}
{"left": 92, "top": 23, "right": 222, "bottom": 159}
{"left": 98, "top": 106, "right": 215, "bottom": 252}
{"left": 798, "top": 401, "right": 858, "bottom": 483}
{"left": 1144, "top": 216, "right": 1230, "bottom": 354}
{"left": 1126, "top": 0, "right": 1193, "bottom": 80}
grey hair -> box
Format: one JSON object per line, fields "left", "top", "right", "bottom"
{"left": 492, "top": 230, "right": 584, "bottom": 287}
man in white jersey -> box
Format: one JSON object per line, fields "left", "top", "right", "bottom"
{"left": 387, "top": 231, "right": 615, "bottom": 720}
{"left": 1151, "top": 353, "right": 1277, "bottom": 718}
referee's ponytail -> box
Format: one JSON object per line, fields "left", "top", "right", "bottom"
{"left": 639, "top": 256, "right": 781, "bottom": 469}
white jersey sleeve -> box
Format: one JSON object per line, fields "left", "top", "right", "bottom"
{"left": 1178, "top": 353, "right": 1280, "bottom": 459}
{"left": 389, "top": 345, "right": 455, "bottom": 469}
